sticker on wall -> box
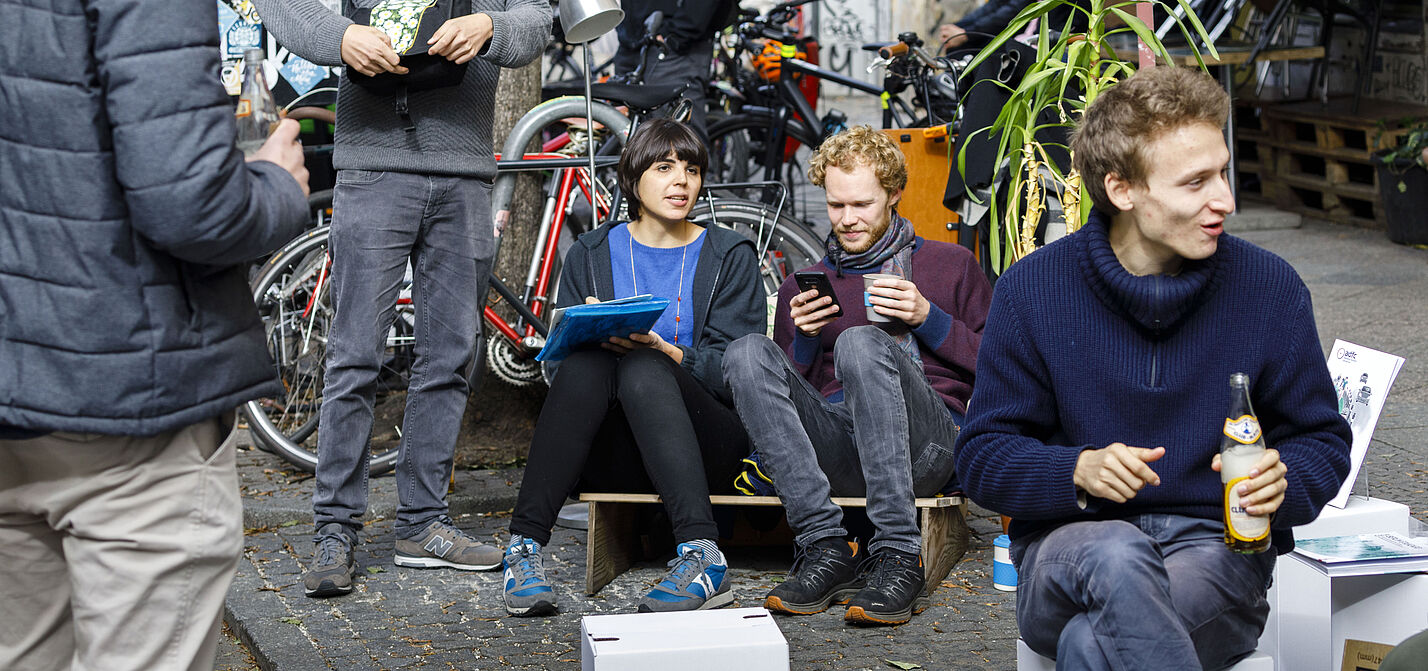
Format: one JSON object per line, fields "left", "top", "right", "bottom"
{"left": 226, "top": 20, "right": 264, "bottom": 57}
{"left": 280, "top": 56, "right": 327, "bottom": 98}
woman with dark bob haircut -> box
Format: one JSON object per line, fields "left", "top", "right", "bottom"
{"left": 500, "top": 119, "right": 766, "bottom": 616}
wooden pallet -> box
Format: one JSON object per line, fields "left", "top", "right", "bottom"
{"left": 1242, "top": 97, "right": 1428, "bottom": 228}
{"left": 578, "top": 492, "right": 970, "bottom": 596}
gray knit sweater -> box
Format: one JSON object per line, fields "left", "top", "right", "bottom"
{"left": 253, "top": 0, "right": 550, "bottom": 179}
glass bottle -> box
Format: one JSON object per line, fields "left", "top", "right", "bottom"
{"left": 235, "top": 48, "right": 281, "bottom": 157}
{"left": 1222, "top": 372, "right": 1271, "bottom": 553}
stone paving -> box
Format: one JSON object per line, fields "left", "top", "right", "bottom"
{"left": 223, "top": 218, "right": 1428, "bottom": 669}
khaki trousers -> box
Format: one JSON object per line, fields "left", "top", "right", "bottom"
{"left": 0, "top": 417, "right": 242, "bottom": 671}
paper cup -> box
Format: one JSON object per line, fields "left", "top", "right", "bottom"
{"left": 862, "top": 273, "right": 899, "bottom": 323}
{"left": 993, "top": 534, "right": 1017, "bottom": 592}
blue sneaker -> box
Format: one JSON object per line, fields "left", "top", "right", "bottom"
{"left": 637, "top": 542, "right": 734, "bottom": 613}
{"left": 502, "top": 537, "right": 557, "bottom": 617}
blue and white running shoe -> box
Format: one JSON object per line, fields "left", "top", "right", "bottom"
{"left": 502, "top": 537, "right": 557, "bottom": 617}
{"left": 637, "top": 542, "right": 733, "bottom": 613}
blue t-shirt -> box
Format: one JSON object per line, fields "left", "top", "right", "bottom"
{"left": 608, "top": 223, "right": 706, "bottom": 346}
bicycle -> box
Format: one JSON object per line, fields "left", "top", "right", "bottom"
{"left": 705, "top": 0, "right": 964, "bottom": 222}
{"left": 243, "top": 95, "right": 822, "bottom": 474}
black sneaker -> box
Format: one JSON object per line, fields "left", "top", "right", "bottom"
{"left": 844, "top": 548, "right": 927, "bottom": 626}
{"left": 304, "top": 524, "right": 355, "bottom": 598}
{"left": 764, "top": 537, "right": 865, "bottom": 615}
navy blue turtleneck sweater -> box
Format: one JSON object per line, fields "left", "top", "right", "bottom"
{"left": 954, "top": 211, "right": 1351, "bottom": 555}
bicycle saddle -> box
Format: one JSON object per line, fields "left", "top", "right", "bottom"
{"left": 541, "top": 81, "right": 688, "bottom": 112}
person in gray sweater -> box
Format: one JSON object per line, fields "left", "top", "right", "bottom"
{"left": 252, "top": 0, "right": 550, "bottom": 598}
{"left": 0, "top": 0, "right": 309, "bottom": 665}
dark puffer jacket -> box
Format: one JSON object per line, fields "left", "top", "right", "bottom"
{"left": 0, "top": 0, "right": 309, "bottom": 436}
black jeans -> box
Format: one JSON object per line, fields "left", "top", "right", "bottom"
{"left": 509, "top": 348, "right": 748, "bottom": 546}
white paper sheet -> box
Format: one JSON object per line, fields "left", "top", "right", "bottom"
{"left": 1324, "top": 340, "right": 1405, "bottom": 509}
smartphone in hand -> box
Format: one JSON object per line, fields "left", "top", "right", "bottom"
{"left": 794, "top": 271, "right": 840, "bottom": 312}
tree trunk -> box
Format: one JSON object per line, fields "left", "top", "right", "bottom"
{"left": 457, "top": 59, "right": 549, "bottom": 470}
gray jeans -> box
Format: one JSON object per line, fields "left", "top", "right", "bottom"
{"left": 314, "top": 169, "right": 494, "bottom": 541}
{"left": 723, "top": 327, "right": 960, "bottom": 555}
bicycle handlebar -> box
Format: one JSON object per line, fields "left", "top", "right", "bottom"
{"left": 877, "top": 42, "right": 908, "bottom": 60}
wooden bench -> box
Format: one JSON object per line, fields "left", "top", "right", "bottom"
{"left": 578, "top": 493, "right": 971, "bottom": 596}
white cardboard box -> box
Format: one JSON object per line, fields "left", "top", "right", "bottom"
{"left": 580, "top": 607, "right": 789, "bottom": 671}
{"left": 1292, "top": 497, "right": 1411, "bottom": 541}
{"left": 1259, "top": 497, "right": 1427, "bottom": 671}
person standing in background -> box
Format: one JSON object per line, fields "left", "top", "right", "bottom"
{"left": 0, "top": 0, "right": 310, "bottom": 666}
{"left": 252, "top": 0, "right": 550, "bottom": 598}
{"left": 614, "top": 0, "right": 732, "bottom": 139}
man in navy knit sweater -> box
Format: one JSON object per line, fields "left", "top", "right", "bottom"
{"left": 954, "top": 67, "right": 1351, "bottom": 669}
{"left": 724, "top": 126, "right": 992, "bottom": 626}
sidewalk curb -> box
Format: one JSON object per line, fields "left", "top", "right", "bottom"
{"left": 240, "top": 457, "right": 523, "bottom": 529}
{"left": 225, "top": 556, "right": 327, "bottom": 671}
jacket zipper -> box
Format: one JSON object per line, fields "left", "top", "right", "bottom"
{"left": 1149, "top": 275, "right": 1160, "bottom": 388}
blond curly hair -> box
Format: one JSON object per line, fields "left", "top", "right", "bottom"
{"left": 807, "top": 125, "right": 907, "bottom": 196}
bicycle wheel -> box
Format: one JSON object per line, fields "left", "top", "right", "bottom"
{"left": 706, "top": 112, "right": 822, "bottom": 227}
{"left": 691, "top": 198, "right": 825, "bottom": 296}
{"left": 241, "top": 226, "right": 405, "bottom": 475}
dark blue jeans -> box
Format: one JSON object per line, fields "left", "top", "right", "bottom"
{"left": 1012, "top": 515, "right": 1275, "bottom": 671}
{"left": 722, "top": 327, "right": 961, "bottom": 556}
{"left": 313, "top": 169, "right": 493, "bottom": 541}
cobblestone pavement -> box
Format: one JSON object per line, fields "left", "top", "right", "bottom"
{"left": 225, "top": 218, "right": 1428, "bottom": 669}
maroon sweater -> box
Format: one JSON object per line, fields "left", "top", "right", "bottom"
{"left": 773, "top": 238, "right": 992, "bottom": 413}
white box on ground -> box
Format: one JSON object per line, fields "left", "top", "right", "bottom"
{"left": 1294, "top": 497, "right": 1410, "bottom": 540}
{"left": 580, "top": 607, "right": 789, "bottom": 671}
{"left": 1259, "top": 497, "right": 1425, "bottom": 671}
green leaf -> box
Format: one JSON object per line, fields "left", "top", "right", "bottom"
{"left": 885, "top": 662, "right": 923, "bottom": 670}
{"left": 1399, "top": 181, "right": 1408, "bottom": 193}
{"left": 366, "top": 566, "right": 386, "bottom": 575}
{"left": 280, "top": 617, "right": 302, "bottom": 625}
{"left": 279, "top": 520, "right": 299, "bottom": 528}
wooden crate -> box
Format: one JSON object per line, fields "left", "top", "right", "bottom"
{"left": 1251, "top": 97, "right": 1428, "bottom": 228}
{"left": 579, "top": 492, "right": 970, "bottom": 596}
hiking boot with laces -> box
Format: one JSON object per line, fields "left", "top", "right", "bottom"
{"left": 764, "top": 536, "right": 864, "bottom": 615}
{"left": 636, "top": 542, "right": 733, "bottom": 613}
{"left": 502, "top": 537, "right": 558, "bottom": 617}
{"left": 304, "top": 524, "right": 356, "bottom": 598}
{"left": 844, "top": 548, "right": 927, "bottom": 626}
{"left": 394, "top": 518, "right": 502, "bottom": 570}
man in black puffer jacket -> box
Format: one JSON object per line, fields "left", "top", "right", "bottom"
{"left": 0, "top": 0, "right": 310, "bottom": 666}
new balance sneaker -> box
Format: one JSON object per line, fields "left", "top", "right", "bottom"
{"left": 764, "top": 536, "right": 864, "bottom": 615}
{"left": 844, "top": 548, "right": 928, "bottom": 626}
{"left": 393, "top": 519, "right": 502, "bottom": 570}
{"left": 304, "top": 524, "right": 356, "bottom": 598}
{"left": 636, "top": 542, "right": 733, "bottom": 613}
{"left": 502, "top": 536, "right": 558, "bottom": 617}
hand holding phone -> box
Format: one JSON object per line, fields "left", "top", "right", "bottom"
{"left": 792, "top": 271, "right": 841, "bottom": 336}
{"left": 794, "top": 271, "right": 840, "bottom": 310}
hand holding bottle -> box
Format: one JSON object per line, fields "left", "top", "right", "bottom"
{"left": 1212, "top": 449, "right": 1287, "bottom": 517}
{"left": 247, "top": 119, "right": 310, "bottom": 198}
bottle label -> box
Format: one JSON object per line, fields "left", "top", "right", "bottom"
{"left": 1224, "top": 476, "right": 1270, "bottom": 542}
{"left": 1223, "top": 415, "right": 1261, "bottom": 445}
{"left": 235, "top": 99, "right": 253, "bottom": 118}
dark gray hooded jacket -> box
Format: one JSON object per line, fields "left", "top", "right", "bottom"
{"left": 0, "top": 0, "right": 309, "bottom": 436}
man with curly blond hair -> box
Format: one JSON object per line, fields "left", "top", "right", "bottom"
{"left": 723, "top": 125, "right": 992, "bottom": 626}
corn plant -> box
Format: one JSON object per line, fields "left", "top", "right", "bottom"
{"left": 958, "top": 0, "right": 1218, "bottom": 274}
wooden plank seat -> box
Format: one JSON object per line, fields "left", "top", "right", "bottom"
{"left": 577, "top": 493, "right": 971, "bottom": 596}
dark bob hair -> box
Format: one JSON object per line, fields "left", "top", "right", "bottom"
{"left": 617, "top": 118, "right": 709, "bottom": 220}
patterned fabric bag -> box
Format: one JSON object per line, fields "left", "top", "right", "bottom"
{"left": 345, "top": 0, "right": 472, "bottom": 126}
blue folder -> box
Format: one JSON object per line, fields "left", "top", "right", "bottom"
{"left": 535, "top": 295, "right": 672, "bottom": 362}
